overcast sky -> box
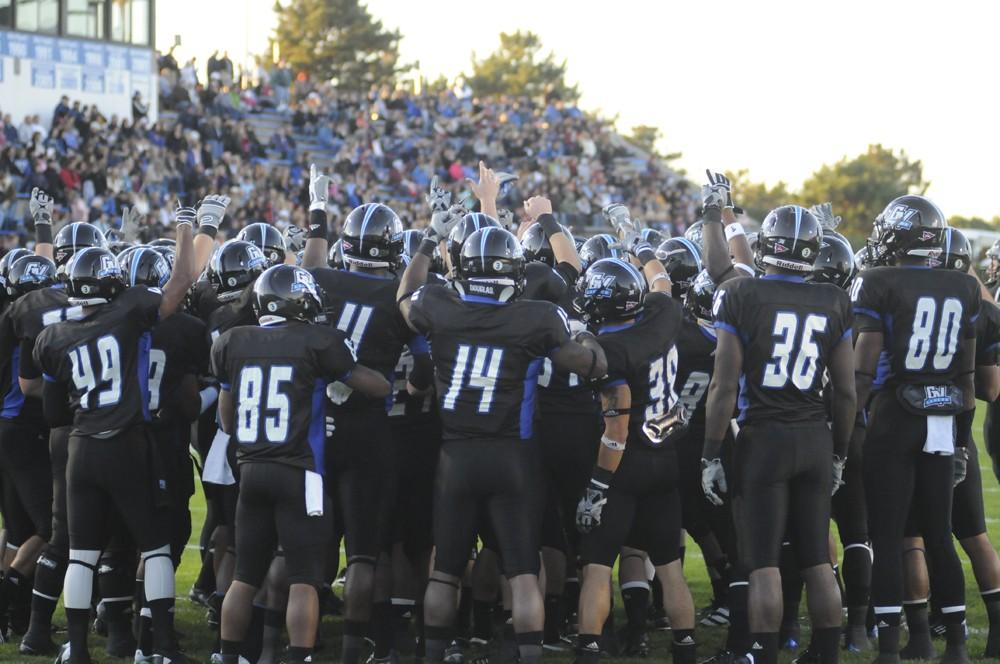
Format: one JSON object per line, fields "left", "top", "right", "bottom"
{"left": 156, "top": 0, "right": 1000, "bottom": 219}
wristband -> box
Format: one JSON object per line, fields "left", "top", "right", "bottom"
{"left": 309, "top": 199, "right": 327, "bottom": 213}
{"left": 635, "top": 246, "right": 657, "bottom": 266}
{"left": 724, "top": 223, "right": 746, "bottom": 241}
{"left": 417, "top": 237, "right": 437, "bottom": 258}
{"left": 35, "top": 223, "right": 52, "bottom": 244}
{"left": 307, "top": 210, "right": 327, "bottom": 239}
{"left": 734, "top": 262, "right": 756, "bottom": 276}
{"left": 591, "top": 466, "right": 614, "bottom": 488}
{"left": 197, "top": 224, "right": 218, "bottom": 239}
{"left": 650, "top": 273, "right": 670, "bottom": 288}
{"left": 702, "top": 207, "right": 723, "bottom": 224}
{"left": 536, "top": 213, "right": 562, "bottom": 238}
{"left": 602, "top": 408, "right": 624, "bottom": 418}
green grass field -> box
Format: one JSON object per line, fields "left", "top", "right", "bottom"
{"left": 3, "top": 408, "right": 999, "bottom": 663}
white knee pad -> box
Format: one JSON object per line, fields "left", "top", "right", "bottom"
{"left": 141, "top": 545, "right": 174, "bottom": 602}
{"left": 65, "top": 549, "right": 101, "bottom": 610}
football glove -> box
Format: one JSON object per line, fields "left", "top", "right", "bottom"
{"left": 832, "top": 455, "right": 847, "bottom": 495}
{"left": 953, "top": 447, "right": 969, "bottom": 487}
{"left": 425, "top": 206, "right": 463, "bottom": 244}
{"left": 425, "top": 175, "right": 451, "bottom": 212}
{"left": 197, "top": 195, "right": 230, "bottom": 229}
{"left": 29, "top": 187, "right": 53, "bottom": 225}
{"left": 575, "top": 478, "right": 609, "bottom": 533}
{"left": 284, "top": 225, "right": 306, "bottom": 253}
{"left": 701, "top": 457, "right": 727, "bottom": 506}
{"left": 327, "top": 381, "right": 354, "bottom": 406}
{"left": 174, "top": 204, "right": 197, "bottom": 228}
{"left": 809, "top": 202, "right": 842, "bottom": 231}
{"left": 309, "top": 164, "right": 331, "bottom": 212}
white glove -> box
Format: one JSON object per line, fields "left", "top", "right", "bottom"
{"left": 284, "top": 225, "right": 306, "bottom": 253}
{"left": 809, "top": 202, "right": 842, "bottom": 231}
{"left": 602, "top": 203, "right": 632, "bottom": 232}
{"left": 953, "top": 447, "right": 969, "bottom": 487}
{"left": 426, "top": 206, "right": 464, "bottom": 244}
{"left": 197, "top": 195, "right": 230, "bottom": 229}
{"left": 575, "top": 480, "right": 608, "bottom": 534}
{"left": 326, "top": 381, "right": 354, "bottom": 406}
{"left": 29, "top": 188, "right": 53, "bottom": 225}
{"left": 568, "top": 319, "right": 588, "bottom": 336}
{"left": 309, "top": 164, "right": 331, "bottom": 212}
{"left": 701, "top": 458, "right": 727, "bottom": 506}
{"left": 120, "top": 206, "right": 143, "bottom": 241}
{"left": 703, "top": 170, "right": 732, "bottom": 209}
{"left": 425, "top": 175, "right": 451, "bottom": 212}
{"left": 174, "top": 204, "right": 197, "bottom": 228}
{"left": 832, "top": 455, "right": 847, "bottom": 495}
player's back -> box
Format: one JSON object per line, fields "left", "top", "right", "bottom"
{"left": 149, "top": 311, "right": 208, "bottom": 418}
{"left": 853, "top": 266, "right": 980, "bottom": 387}
{"left": 211, "top": 322, "right": 355, "bottom": 472}
{"left": 715, "top": 275, "right": 852, "bottom": 424}
{"left": 408, "top": 284, "right": 571, "bottom": 442}
{"left": 674, "top": 316, "right": 717, "bottom": 437}
{"left": 311, "top": 267, "right": 411, "bottom": 409}
{"left": 596, "top": 291, "right": 684, "bottom": 445}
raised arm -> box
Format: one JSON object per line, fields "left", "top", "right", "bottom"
{"left": 467, "top": 161, "right": 500, "bottom": 219}
{"left": 29, "top": 188, "right": 54, "bottom": 261}
{"left": 397, "top": 210, "right": 461, "bottom": 330}
{"left": 158, "top": 206, "right": 197, "bottom": 319}
{"left": 301, "top": 164, "right": 332, "bottom": 270}
{"left": 701, "top": 171, "right": 751, "bottom": 284}
{"left": 193, "top": 195, "right": 231, "bottom": 281}
{"left": 524, "top": 196, "right": 582, "bottom": 274}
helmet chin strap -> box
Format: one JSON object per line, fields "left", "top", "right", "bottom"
{"left": 258, "top": 315, "right": 287, "bottom": 326}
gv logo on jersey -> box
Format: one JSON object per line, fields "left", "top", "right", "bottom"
{"left": 923, "top": 385, "right": 953, "bottom": 409}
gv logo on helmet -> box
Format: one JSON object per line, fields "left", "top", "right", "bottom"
{"left": 98, "top": 255, "right": 120, "bottom": 278}
{"left": 22, "top": 261, "right": 50, "bottom": 282}
{"left": 584, "top": 272, "right": 616, "bottom": 298}
{"left": 886, "top": 205, "right": 918, "bottom": 227}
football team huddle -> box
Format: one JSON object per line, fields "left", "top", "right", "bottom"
{"left": 0, "top": 162, "right": 997, "bottom": 664}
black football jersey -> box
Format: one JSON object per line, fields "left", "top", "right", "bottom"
{"left": 309, "top": 268, "right": 415, "bottom": 410}
{"left": 388, "top": 336, "right": 435, "bottom": 419}
{"left": 34, "top": 287, "right": 162, "bottom": 437}
{"left": 150, "top": 312, "right": 209, "bottom": 420}
{"left": 9, "top": 286, "right": 72, "bottom": 380}
{"left": 715, "top": 275, "right": 852, "bottom": 424}
{"left": 205, "top": 286, "right": 257, "bottom": 345}
{"left": 674, "top": 317, "right": 718, "bottom": 437}
{"left": 852, "top": 266, "right": 980, "bottom": 387}
{"left": 210, "top": 322, "right": 357, "bottom": 471}
{"left": 976, "top": 301, "right": 1000, "bottom": 366}
{"left": 188, "top": 279, "right": 223, "bottom": 320}
{"left": 523, "top": 261, "right": 578, "bottom": 311}
{"left": 596, "top": 292, "right": 684, "bottom": 447}
{"left": 408, "top": 284, "right": 571, "bottom": 441}
{"left": 0, "top": 308, "right": 42, "bottom": 424}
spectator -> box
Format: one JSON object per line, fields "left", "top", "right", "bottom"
{"left": 132, "top": 92, "right": 149, "bottom": 123}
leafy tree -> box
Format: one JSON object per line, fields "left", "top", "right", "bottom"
{"left": 272, "top": 0, "right": 406, "bottom": 89}
{"left": 725, "top": 169, "right": 794, "bottom": 222}
{"left": 466, "top": 31, "right": 579, "bottom": 101}
{"left": 949, "top": 215, "right": 1000, "bottom": 231}
{"left": 798, "top": 144, "right": 926, "bottom": 237}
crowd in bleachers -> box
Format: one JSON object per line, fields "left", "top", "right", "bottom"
{"left": 0, "top": 56, "right": 699, "bottom": 244}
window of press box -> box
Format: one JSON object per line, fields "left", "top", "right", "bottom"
{"left": 15, "top": 0, "right": 59, "bottom": 33}
{"left": 110, "top": 0, "right": 149, "bottom": 45}
{"left": 65, "top": 0, "right": 106, "bottom": 40}
{"left": 0, "top": 1, "right": 10, "bottom": 28}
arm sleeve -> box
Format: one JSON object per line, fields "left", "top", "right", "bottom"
{"left": 407, "top": 286, "right": 434, "bottom": 335}
{"left": 319, "top": 329, "right": 358, "bottom": 382}
{"left": 553, "top": 261, "right": 579, "bottom": 289}
{"left": 712, "top": 284, "right": 743, "bottom": 339}
{"left": 209, "top": 335, "right": 230, "bottom": 389}
{"left": 597, "top": 338, "right": 629, "bottom": 387}
{"left": 851, "top": 274, "right": 884, "bottom": 333}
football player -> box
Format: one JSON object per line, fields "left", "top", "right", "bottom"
{"left": 34, "top": 204, "right": 203, "bottom": 664}
{"left": 571, "top": 243, "right": 699, "bottom": 664}
{"left": 853, "top": 196, "right": 980, "bottom": 663}
{"left": 397, "top": 222, "right": 607, "bottom": 664}
{"left": 704, "top": 202, "right": 855, "bottom": 664}
{"left": 213, "top": 264, "right": 391, "bottom": 664}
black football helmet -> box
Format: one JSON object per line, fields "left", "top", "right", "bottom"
{"left": 0, "top": 248, "right": 33, "bottom": 294}
{"left": 400, "top": 229, "right": 425, "bottom": 261}
{"left": 854, "top": 246, "right": 871, "bottom": 273}
{"left": 579, "top": 234, "right": 624, "bottom": 271}
{"left": 64, "top": 247, "right": 125, "bottom": 305}
{"left": 867, "top": 195, "right": 946, "bottom": 266}
{"left": 53, "top": 222, "right": 108, "bottom": 269}
{"left": 656, "top": 238, "right": 703, "bottom": 298}
{"left": 253, "top": 264, "right": 324, "bottom": 324}
{"left": 641, "top": 227, "right": 669, "bottom": 247}
{"left": 574, "top": 258, "right": 647, "bottom": 325}
{"left": 237, "top": 222, "right": 286, "bottom": 267}
{"left": 149, "top": 245, "right": 176, "bottom": 271}
{"left": 929, "top": 227, "right": 972, "bottom": 271}
{"left": 448, "top": 213, "right": 501, "bottom": 272}
{"left": 756, "top": 205, "right": 823, "bottom": 273}
{"left": 811, "top": 231, "right": 856, "bottom": 290}
{"left": 208, "top": 240, "right": 267, "bottom": 302}
{"left": 120, "top": 246, "right": 170, "bottom": 288}
{"left": 520, "top": 222, "right": 574, "bottom": 267}
{"left": 6, "top": 255, "right": 56, "bottom": 299}
{"left": 341, "top": 203, "right": 404, "bottom": 269}
{"left": 455, "top": 227, "right": 525, "bottom": 302}
{"left": 328, "top": 239, "right": 345, "bottom": 269}
{"left": 107, "top": 240, "right": 135, "bottom": 255}
{"left": 684, "top": 269, "right": 717, "bottom": 322}
{"left": 684, "top": 221, "right": 704, "bottom": 249}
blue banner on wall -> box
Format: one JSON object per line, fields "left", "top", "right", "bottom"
{"left": 32, "top": 35, "right": 56, "bottom": 61}
{"left": 31, "top": 62, "right": 56, "bottom": 89}
{"left": 82, "top": 42, "right": 106, "bottom": 67}
{"left": 57, "top": 41, "right": 81, "bottom": 65}
{"left": 6, "top": 32, "right": 32, "bottom": 58}
{"left": 106, "top": 45, "right": 128, "bottom": 70}
{"left": 59, "top": 66, "right": 79, "bottom": 90}
{"left": 82, "top": 68, "right": 105, "bottom": 94}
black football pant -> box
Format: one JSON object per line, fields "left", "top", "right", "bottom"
{"left": 537, "top": 411, "right": 600, "bottom": 556}
{"left": 0, "top": 420, "right": 51, "bottom": 546}
{"left": 865, "top": 392, "right": 964, "bottom": 616}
